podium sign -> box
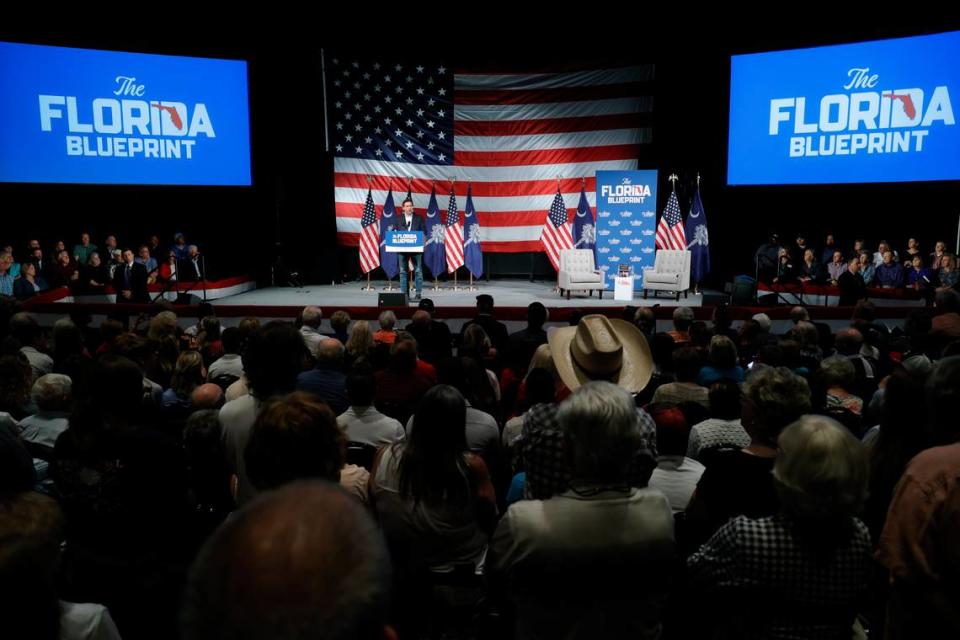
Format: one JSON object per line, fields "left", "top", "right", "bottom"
{"left": 385, "top": 230, "right": 424, "bottom": 253}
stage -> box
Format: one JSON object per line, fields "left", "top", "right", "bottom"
{"left": 215, "top": 279, "right": 701, "bottom": 312}
{"left": 21, "top": 275, "right": 928, "bottom": 333}
{"left": 202, "top": 278, "right": 708, "bottom": 330}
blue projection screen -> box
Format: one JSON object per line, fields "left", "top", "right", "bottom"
{"left": 0, "top": 42, "right": 251, "bottom": 186}
{"left": 728, "top": 31, "right": 960, "bottom": 185}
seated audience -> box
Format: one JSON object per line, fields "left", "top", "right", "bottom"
{"left": 14, "top": 262, "right": 49, "bottom": 301}
{"left": 18, "top": 373, "right": 71, "bottom": 448}
{"left": 875, "top": 251, "right": 905, "bottom": 288}
{"left": 244, "top": 391, "right": 368, "bottom": 504}
{"left": 696, "top": 335, "right": 745, "bottom": 386}
{"left": 0, "top": 491, "right": 124, "bottom": 640}
{"left": 687, "top": 416, "right": 871, "bottom": 638}
{"left": 374, "top": 310, "right": 398, "bottom": 346}
{"left": 295, "top": 338, "right": 349, "bottom": 415}
{"left": 370, "top": 384, "right": 497, "bottom": 570}
{"left": 180, "top": 481, "right": 393, "bottom": 640}
{"left": 686, "top": 379, "right": 751, "bottom": 460}
{"left": 337, "top": 367, "right": 405, "bottom": 447}
{"left": 652, "top": 346, "right": 709, "bottom": 408}
{"left": 682, "top": 366, "right": 811, "bottom": 551}
{"left": 647, "top": 403, "right": 705, "bottom": 513}
{"left": 491, "top": 381, "right": 674, "bottom": 640}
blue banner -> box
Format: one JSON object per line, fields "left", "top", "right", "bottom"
{"left": 463, "top": 185, "right": 483, "bottom": 278}
{"left": 384, "top": 231, "right": 424, "bottom": 252}
{"left": 423, "top": 186, "right": 445, "bottom": 278}
{"left": 685, "top": 188, "right": 710, "bottom": 283}
{"left": 378, "top": 189, "right": 399, "bottom": 278}
{"left": 595, "top": 170, "right": 658, "bottom": 292}
{"left": 728, "top": 31, "right": 960, "bottom": 185}
{"left": 572, "top": 185, "right": 596, "bottom": 262}
{"left": 0, "top": 41, "right": 251, "bottom": 186}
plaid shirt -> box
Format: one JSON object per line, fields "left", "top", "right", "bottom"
{"left": 515, "top": 402, "right": 658, "bottom": 500}
{"left": 0, "top": 272, "right": 12, "bottom": 297}
{"left": 688, "top": 515, "right": 873, "bottom": 639}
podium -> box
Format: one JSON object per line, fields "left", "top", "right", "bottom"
{"left": 384, "top": 230, "right": 424, "bottom": 253}
{"left": 614, "top": 276, "right": 635, "bottom": 302}
{"left": 384, "top": 230, "right": 424, "bottom": 296}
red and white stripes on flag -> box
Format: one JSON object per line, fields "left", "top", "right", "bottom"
{"left": 655, "top": 190, "right": 686, "bottom": 251}
{"left": 358, "top": 188, "right": 380, "bottom": 274}
{"left": 444, "top": 190, "right": 465, "bottom": 272}
{"left": 333, "top": 64, "right": 653, "bottom": 253}
{"left": 541, "top": 190, "right": 574, "bottom": 271}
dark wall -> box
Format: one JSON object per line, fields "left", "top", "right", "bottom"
{"left": 2, "top": 18, "right": 959, "bottom": 286}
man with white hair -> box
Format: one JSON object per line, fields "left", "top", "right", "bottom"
{"left": 751, "top": 312, "right": 772, "bottom": 334}
{"left": 18, "top": 373, "right": 72, "bottom": 447}
{"left": 184, "top": 244, "right": 204, "bottom": 281}
{"left": 492, "top": 381, "right": 675, "bottom": 640}
{"left": 299, "top": 305, "right": 328, "bottom": 357}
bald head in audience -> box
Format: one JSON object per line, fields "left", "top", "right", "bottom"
{"left": 181, "top": 481, "right": 395, "bottom": 640}
{"left": 790, "top": 306, "right": 810, "bottom": 323}
{"left": 302, "top": 306, "right": 323, "bottom": 329}
{"left": 316, "top": 338, "right": 345, "bottom": 368}
{"left": 411, "top": 309, "right": 431, "bottom": 327}
{"left": 191, "top": 383, "right": 224, "bottom": 410}
{"left": 834, "top": 327, "right": 864, "bottom": 356}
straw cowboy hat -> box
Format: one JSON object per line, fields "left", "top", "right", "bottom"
{"left": 548, "top": 314, "right": 653, "bottom": 393}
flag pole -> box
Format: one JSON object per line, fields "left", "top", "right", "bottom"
{"left": 432, "top": 178, "right": 441, "bottom": 291}
{"left": 361, "top": 175, "right": 376, "bottom": 291}
{"left": 694, "top": 172, "right": 701, "bottom": 295}
{"left": 320, "top": 49, "right": 330, "bottom": 153}
{"left": 956, "top": 212, "right": 960, "bottom": 256}
{"left": 384, "top": 176, "right": 396, "bottom": 291}
{"left": 555, "top": 174, "right": 562, "bottom": 294}
{"left": 450, "top": 176, "right": 460, "bottom": 291}
{"left": 468, "top": 180, "right": 478, "bottom": 291}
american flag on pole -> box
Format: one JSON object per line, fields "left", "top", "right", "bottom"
{"left": 656, "top": 190, "right": 686, "bottom": 250}
{"left": 358, "top": 187, "right": 379, "bottom": 274}
{"left": 444, "top": 188, "right": 464, "bottom": 272}
{"left": 541, "top": 189, "right": 574, "bottom": 271}
{"left": 329, "top": 57, "right": 653, "bottom": 253}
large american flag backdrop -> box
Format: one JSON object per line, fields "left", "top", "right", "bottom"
{"left": 329, "top": 57, "right": 653, "bottom": 253}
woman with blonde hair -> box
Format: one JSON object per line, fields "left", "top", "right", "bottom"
{"left": 344, "top": 320, "right": 374, "bottom": 369}
{"left": 161, "top": 350, "right": 206, "bottom": 418}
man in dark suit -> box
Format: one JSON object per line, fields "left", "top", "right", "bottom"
{"left": 462, "top": 293, "right": 509, "bottom": 360}
{"left": 405, "top": 298, "right": 453, "bottom": 364}
{"left": 180, "top": 245, "right": 205, "bottom": 282}
{"left": 838, "top": 257, "right": 867, "bottom": 306}
{"left": 113, "top": 249, "right": 150, "bottom": 303}
{"left": 397, "top": 197, "right": 425, "bottom": 300}
{"left": 508, "top": 302, "right": 549, "bottom": 370}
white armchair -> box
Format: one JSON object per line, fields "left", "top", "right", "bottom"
{"left": 558, "top": 249, "right": 606, "bottom": 299}
{"left": 642, "top": 250, "right": 691, "bottom": 300}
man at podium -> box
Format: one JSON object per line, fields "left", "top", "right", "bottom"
{"left": 398, "top": 197, "right": 425, "bottom": 300}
